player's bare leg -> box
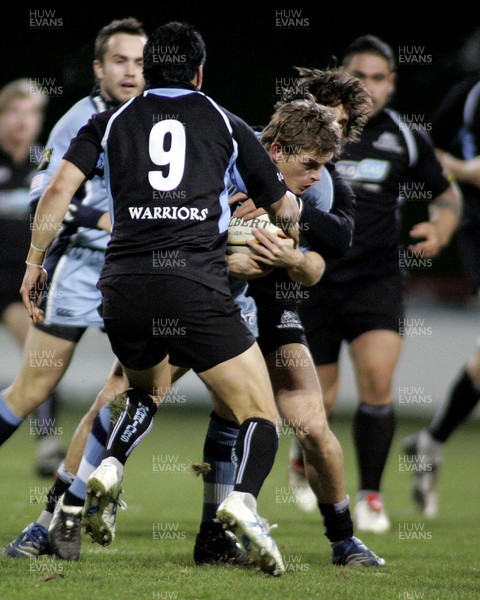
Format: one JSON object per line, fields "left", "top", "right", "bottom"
{"left": 1, "top": 302, "right": 30, "bottom": 344}
{"left": 0, "top": 326, "right": 76, "bottom": 470}
{"left": 348, "top": 329, "right": 402, "bottom": 533}
{"left": 288, "top": 360, "right": 341, "bottom": 512}
{"left": 2, "top": 327, "right": 76, "bottom": 420}
{"left": 267, "top": 344, "right": 345, "bottom": 504}
{"left": 0, "top": 312, "right": 66, "bottom": 475}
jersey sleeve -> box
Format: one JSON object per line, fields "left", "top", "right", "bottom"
{"left": 410, "top": 128, "right": 450, "bottom": 199}
{"left": 28, "top": 102, "right": 93, "bottom": 204}
{"left": 300, "top": 163, "right": 355, "bottom": 258}
{"left": 63, "top": 113, "right": 108, "bottom": 179}
{"left": 228, "top": 114, "right": 287, "bottom": 208}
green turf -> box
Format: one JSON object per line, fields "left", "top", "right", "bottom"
{"left": 0, "top": 405, "right": 479, "bottom": 600}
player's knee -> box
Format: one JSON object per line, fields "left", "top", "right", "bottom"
{"left": 297, "top": 419, "right": 333, "bottom": 456}
{"left": 235, "top": 406, "right": 279, "bottom": 426}
{"left": 4, "top": 381, "right": 52, "bottom": 417}
{"left": 322, "top": 389, "right": 337, "bottom": 417}
{"left": 359, "top": 369, "right": 393, "bottom": 404}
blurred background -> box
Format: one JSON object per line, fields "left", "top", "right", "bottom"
{"left": 1, "top": 8, "right": 479, "bottom": 418}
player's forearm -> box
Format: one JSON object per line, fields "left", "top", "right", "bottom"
{"left": 28, "top": 161, "right": 87, "bottom": 263}
{"left": 265, "top": 192, "right": 300, "bottom": 241}
{"left": 287, "top": 251, "right": 325, "bottom": 286}
{"left": 429, "top": 209, "right": 459, "bottom": 248}
{"left": 30, "top": 189, "right": 72, "bottom": 253}
{"left": 429, "top": 188, "right": 462, "bottom": 248}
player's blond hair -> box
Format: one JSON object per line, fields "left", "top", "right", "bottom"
{"left": 0, "top": 78, "right": 48, "bottom": 114}
{"left": 261, "top": 99, "right": 341, "bottom": 159}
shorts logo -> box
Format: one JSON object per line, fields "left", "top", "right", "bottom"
{"left": 241, "top": 309, "right": 257, "bottom": 335}
{"left": 56, "top": 308, "right": 74, "bottom": 317}
{"left": 277, "top": 310, "right": 303, "bottom": 330}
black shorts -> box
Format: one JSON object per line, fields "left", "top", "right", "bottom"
{"left": 299, "top": 271, "right": 406, "bottom": 366}
{"left": 98, "top": 274, "right": 255, "bottom": 372}
{"left": 255, "top": 299, "right": 308, "bottom": 356}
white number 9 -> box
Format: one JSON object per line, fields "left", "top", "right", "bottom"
{"left": 148, "top": 120, "right": 186, "bottom": 191}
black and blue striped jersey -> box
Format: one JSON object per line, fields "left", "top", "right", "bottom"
{"left": 325, "top": 109, "right": 449, "bottom": 283}
{"left": 64, "top": 84, "right": 287, "bottom": 295}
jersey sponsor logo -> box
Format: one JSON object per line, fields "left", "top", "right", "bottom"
{"left": 276, "top": 310, "right": 303, "bottom": 330}
{"left": 372, "top": 132, "right": 405, "bottom": 155}
{"left": 336, "top": 159, "right": 390, "bottom": 183}
{"left": 128, "top": 206, "right": 208, "bottom": 221}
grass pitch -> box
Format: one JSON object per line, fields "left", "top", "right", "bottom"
{"left": 0, "top": 404, "right": 478, "bottom": 600}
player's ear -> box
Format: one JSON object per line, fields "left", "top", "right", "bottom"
{"left": 93, "top": 59, "right": 104, "bottom": 83}
{"left": 194, "top": 65, "right": 203, "bottom": 89}
{"left": 270, "top": 142, "right": 283, "bottom": 163}
{"left": 388, "top": 71, "right": 397, "bottom": 93}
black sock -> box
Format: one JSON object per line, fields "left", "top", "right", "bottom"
{"left": 46, "top": 477, "right": 72, "bottom": 513}
{"left": 353, "top": 403, "right": 395, "bottom": 491}
{"left": 63, "top": 490, "right": 85, "bottom": 507}
{"left": 0, "top": 391, "right": 23, "bottom": 445}
{"left": 233, "top": 417, "right": 278, "bottom": 498}
{"left": 428, "top": 369, "right": 480, "bottom": 443}
{"left": 104, "top": 388, "right": 157, "bottom": 465}
{"left": 319, "top": 497, "right": 354, "bottom": 542}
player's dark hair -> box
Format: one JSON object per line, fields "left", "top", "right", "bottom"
{"left": 261, "top": 100, "right": 341, "bottom": 159}
{"left": 342, "top": 34, "right": 396, "bottom": 72}
{"left": 143, "top": 21, "right": 206, "bottom": 86}
{"left": 279, "top": 67, "right": 372, "bottom": 143}
{"left": 95, "top": 17, "right": 146, "bottom": 62}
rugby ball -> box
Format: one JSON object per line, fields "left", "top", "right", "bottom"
{"left": 227, "top": 213, "right": 282, "bottom": 254}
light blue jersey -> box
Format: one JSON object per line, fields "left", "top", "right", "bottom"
{"left": 229, "top": 132, "right": 334, "bottom": 334}
{"left": 30, "top": 95, "right": 110, "bottom": 251}
{"left": 30, "top": 93, "right": 112, "bottom": 327}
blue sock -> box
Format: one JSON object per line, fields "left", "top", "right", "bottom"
{"left": 0, "top": 391, "right": 24, "bottom": 445}
{"left": 200, "top": 412, "right": 239, "bottom": 531}
{"left": 65, "top": 406, "right": 110, "bottom": 505}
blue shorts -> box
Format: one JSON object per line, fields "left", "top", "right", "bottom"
{"left": 41, "top": 246, "right": 104, "bottom": 328}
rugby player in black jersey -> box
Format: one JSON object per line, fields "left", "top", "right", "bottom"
{"left": 297, "top": 35, "right": 461, "bottom": 533}
{"left": 20, "top": 21, "right": 300, "bottom": 576}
